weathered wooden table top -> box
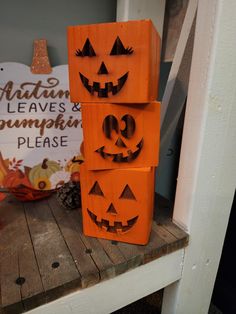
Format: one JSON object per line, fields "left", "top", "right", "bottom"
{"left": 0, "top": 193, "right": 188, "bottom": 314}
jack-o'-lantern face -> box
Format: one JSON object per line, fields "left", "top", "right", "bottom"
{"left": 96, "top": 114, "right": 143, "bottom": 163}
{"left": 76, "top": 37, "right": 133, "bottom": 98}
{"left": 80, "top": 164, "right": 155, "bottom": 245}
{"left": 67, "top": 20, "right": 161, "bottom": 103}
{"left": 81, "top": 102, "right": 161, "bottom": 170}
{"left": 87, "top": 181, "right": 138, "bottom": 234}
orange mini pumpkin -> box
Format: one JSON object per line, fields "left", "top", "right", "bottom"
{"left": 81, "top": 102, "right": 160, "bottom": 170}
{"left": 67, "top": 19, "right": 160, "bottom": 103}
{"left": 80, "top": 163, "right": 155, "bottom": 245}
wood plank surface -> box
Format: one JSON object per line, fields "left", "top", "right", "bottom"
{"left": 0, "top": 194, "right": 188, "bottom": 313}
{"left": 0, "top": 198, "right": 44, "bottom": 313}
{"left": 98, "top": 239, "right": 128, "bottom": 276}
{"left": 24, "top": 199, "right": 81, "bottom": 302}
{"left": 47, "top": 197, "right": 100, "bottom": 288}
{"left": 70, "top": 209, "right": 116, "bottom": 281}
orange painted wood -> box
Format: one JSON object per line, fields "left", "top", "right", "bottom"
{"left": 81, "top": 101, "right": 160, "bottom": 170}
{"left": 80, "top": 164, "right": 155, "bottom": 245}
{"left": 67, "top": 20, "right": 160, "bottom": 103}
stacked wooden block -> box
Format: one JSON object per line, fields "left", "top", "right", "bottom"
{"left": 67, "top": 20, "right": 161, "bottom": 245}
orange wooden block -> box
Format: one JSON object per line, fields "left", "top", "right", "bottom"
{"left": 81, "top": 102, "right": 160, "bottom": 170}
{"left": 67, "top": 20, "right": 160, "bottom": 103}
{"left": 80, "top": 164, "right": 155, "bottom": 245}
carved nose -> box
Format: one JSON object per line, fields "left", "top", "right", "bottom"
{"left": 115, "top": 137, "right": 127, "bottom": 148}
{"left": 97, "top": 61, "right": 109, "bottom": 74}
{"left": 106, "top": 203, "right": 117, "bottom": 215}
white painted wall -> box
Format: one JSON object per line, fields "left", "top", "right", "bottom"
{"left": 162, "top": 0, "right": 236, "bottom": 313}
{"left": 117, "top": 0, "right": 166, "bottom": 38}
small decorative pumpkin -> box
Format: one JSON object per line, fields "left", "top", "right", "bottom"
{"left": 66, "top": 155, "right": 84, "bottom": 173}
{"left": 67, "top": 20, "right": 160, "bottom": 103}
{"left": 80, "top": 163, "right": 155, "bottom": 245}
{"left": 29, "top": 159, "right": 61, "bottom": 190}
{"left": 81, "top": 102, "right": 160, "bottom": 170}
{"left": 1, "top": 168, "right": 53, "bottom": 201}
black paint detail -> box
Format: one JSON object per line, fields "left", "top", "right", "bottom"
{"left": 110, "top": 36, "right": 134, "bottom": 55}
{"left": 75, "top": 38, "right": 96, "bottom": 57}
{"left": 79, "top": 72, "right": 128, "bottom": 97}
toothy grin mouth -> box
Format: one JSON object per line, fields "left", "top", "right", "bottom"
{"left": 95, "top": 138, "right": 144, "bottom": 163}
{"left": 79, "top": 72, "right": 128, "bottom": 97}
{"left": 87, "top": 209, "right": 138, "bottom": 233}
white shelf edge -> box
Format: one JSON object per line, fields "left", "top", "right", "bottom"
{"left": 26, "top": 249, "right": 184, "bottom": 314}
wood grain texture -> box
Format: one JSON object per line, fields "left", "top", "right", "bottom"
{"left": 47, "top": 197, "right": 99, "bottom": 289}
{"left": 81, "top": 102, "right": 160, "bottom": 170}
{"left": 80, "top": 165, "right": 155, "bottom": 245}
{"left": 162, "top": 0, "right": 189, "bottom": 62}
{"left": 24, "top": 200, "right": 81, "bottom": 301}
{"left": 0, "top": 194, "right": 188, "bottom": 313}
{"left": 0, "top": 198, "right": 44, "bottom": 313}
{"left": 67, "top": 20, "right": 160, "bottom": 103}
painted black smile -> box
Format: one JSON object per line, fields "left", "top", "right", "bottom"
{"left": 95, "top": 138, "right": 143, "bottom": 163}
{"left": 79, "top": 72, "right": 128, "bottom": 97}
{"left": 87, "top": 209, "right": 138, "bottom": 233}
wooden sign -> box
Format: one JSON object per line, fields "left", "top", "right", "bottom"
{"left": 80, "top": 163, "right": 155, "bottom": 245}
{"left": 67, "top": 19, "right": 161, "bottom": 103}
{"left": 0, "top": 63, "right": 82, "bottom": 192}
{"left": 81, "top": 102, "right": 160, "bottom": 170}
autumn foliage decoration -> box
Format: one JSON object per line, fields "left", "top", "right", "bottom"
{"left": 0, "top": 152, "right": 84, "bottom": 201}
{"left": 0, "top": 152, "right": 51, "bottom": 201}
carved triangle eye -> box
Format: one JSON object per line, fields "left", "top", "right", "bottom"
{"left": 119, "top": 184, "right": 136, "bottom": 200}
{"left": 89, "top": 181, "right": 104, "bottom": 196}
{"left": 75, "top": 38, "right": 96, "bottom": 57}
{"left": 110, "top": 36, "right": 133, "bottom": 55}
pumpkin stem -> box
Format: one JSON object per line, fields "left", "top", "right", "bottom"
{"left": 41, "top": 159, "right": 48, "bottom": 169}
